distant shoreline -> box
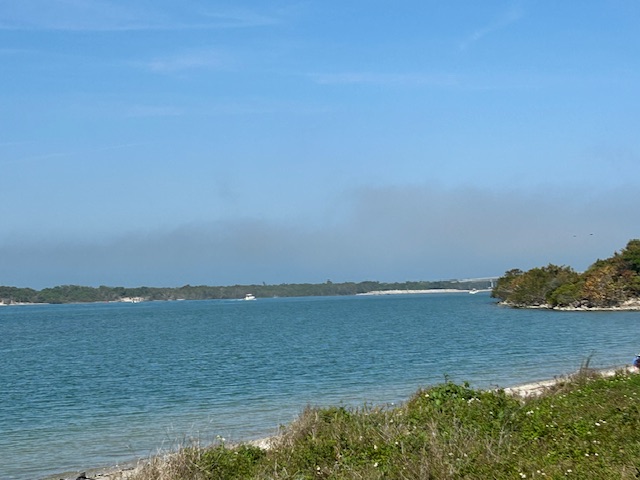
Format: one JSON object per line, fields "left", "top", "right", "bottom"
{"left": 1, "top": 288, "right": 493, "bottom": 307}
{"left": 0, "top": 279, "right": 498, "bottom": 305}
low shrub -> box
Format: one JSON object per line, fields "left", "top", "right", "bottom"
{"left": 127, "top": 370, "right": 640, "bottom": 479}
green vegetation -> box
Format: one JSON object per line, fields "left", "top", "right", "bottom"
{"left": 0, "top": 279, "right": 492, "bottom": 305}
{"left": 124, "top": 370, "right": 640, "bottom": 479}
{"left": 492, "top": 239, "right": 640, "bottom": 308}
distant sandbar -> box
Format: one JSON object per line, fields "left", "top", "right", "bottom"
{"left": 357, "top": 289, "right": 490, "bottom": 296}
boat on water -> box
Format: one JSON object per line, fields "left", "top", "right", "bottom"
{"left": 244, "top": 294, "right": 256, "bottom": 301}
{"left": 469, "top": 289, "right": 479, "bottom": 294}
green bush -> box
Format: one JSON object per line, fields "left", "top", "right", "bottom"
{"left": 197, "top": 444, "right": 265, "bottom": 480}
{"left": 129, "top": 371, "right": 640, "bottom": 480}
{"left": 549, "top": 281, "right": 583, "bottom": 306}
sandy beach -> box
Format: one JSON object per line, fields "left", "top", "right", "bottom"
{"left": 52, "top": 365, "right": 636, "bottom": 480}
{"left": 357, "top": 289, "right": 491, "bottom": 295}
{"left": 501, "top": 364, "right": 635, "bottom": 397}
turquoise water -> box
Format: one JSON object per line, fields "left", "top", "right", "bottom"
{"left": 1, "top": 293, "right": 639, "bottom": 479}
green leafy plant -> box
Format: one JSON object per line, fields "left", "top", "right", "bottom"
{"left": 126, "top": 370, "right": 640, "bottom": 480}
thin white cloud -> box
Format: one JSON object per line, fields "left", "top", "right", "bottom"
{"left": 0, "top": 142, "right": 145, "bottom": 166}
{"left": 0, "top": 1, "right": 283, "bottom": 32}
{"left": 310, "top": 66, "right": 635, "bottom": 91}
{"left": 139, "top": 49, "right": 229, "bottom": 74}
{"left": 198, "top": 7, "right": 282, "bottom": 28}
{"left": 0, "top": 151, "right": 71, "bottom": 166}
{"left": 125, "top": 105, "right": 184, "bottom": 118}
{"left": 459, "top": 3, "right": 525, "bottom": 50}
{"left": 0, "top": 0, "right": 145, "bottom": 31}
{"left": 310, "top": 72, "right": 459, "bottom": 87}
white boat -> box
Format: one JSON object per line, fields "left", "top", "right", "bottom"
{"left": 244, "top": 294, "right": 256, "bottom": 301}
{"left": 469, "top": 289, "right": 479, "bottom": 294}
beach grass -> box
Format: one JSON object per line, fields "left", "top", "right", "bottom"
{"left": 118, "top": 368, "right": 640, "bottom": 480}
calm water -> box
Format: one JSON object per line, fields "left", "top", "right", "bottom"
{"left": 1, "top": 293, "right": 639, "bottom": 480}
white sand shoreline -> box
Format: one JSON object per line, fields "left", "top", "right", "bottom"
{"left": 49, "top": 365, "right": 637, "bottom": 480}
{"left": 357, "top": 289, "right": 491, "bottom": 295}
{"left": 501, "top": 364, "right": 635, "bottom": 397}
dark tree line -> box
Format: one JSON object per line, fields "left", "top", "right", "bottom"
{"left": 0, "top": 279, "right": 493, "bottom": 305}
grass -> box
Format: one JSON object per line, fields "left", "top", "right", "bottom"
{"left": 122, "top": 369, "right": 640, "bottom": 479}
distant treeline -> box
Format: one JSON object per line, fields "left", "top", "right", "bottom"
{"left": 0, "top": 279, "right": 493, "bottom": 305}
{"left": 492, "top": 239, "right": 640, "bottom": 308}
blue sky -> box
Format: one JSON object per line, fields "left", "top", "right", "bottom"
{"left": 1, "top": 1, "right": 639, "bottom": 289}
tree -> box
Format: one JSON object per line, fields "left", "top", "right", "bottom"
{"left": 579, "top": 263, "right": 627, "bottom": 307}
{"left": 491, "top": 269, "right": 523, "bottom": 301}
{"left": 493, "top": 239, "right": 640, "bottom": 308}
{"left": 507, "top": 265, "right": 578, "bottom": 306}
{"left": 548, "top": 281, "right": 583, "bottom": 307}
{"left": 621, "top": 239, "right": 640, "bottom": 273}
